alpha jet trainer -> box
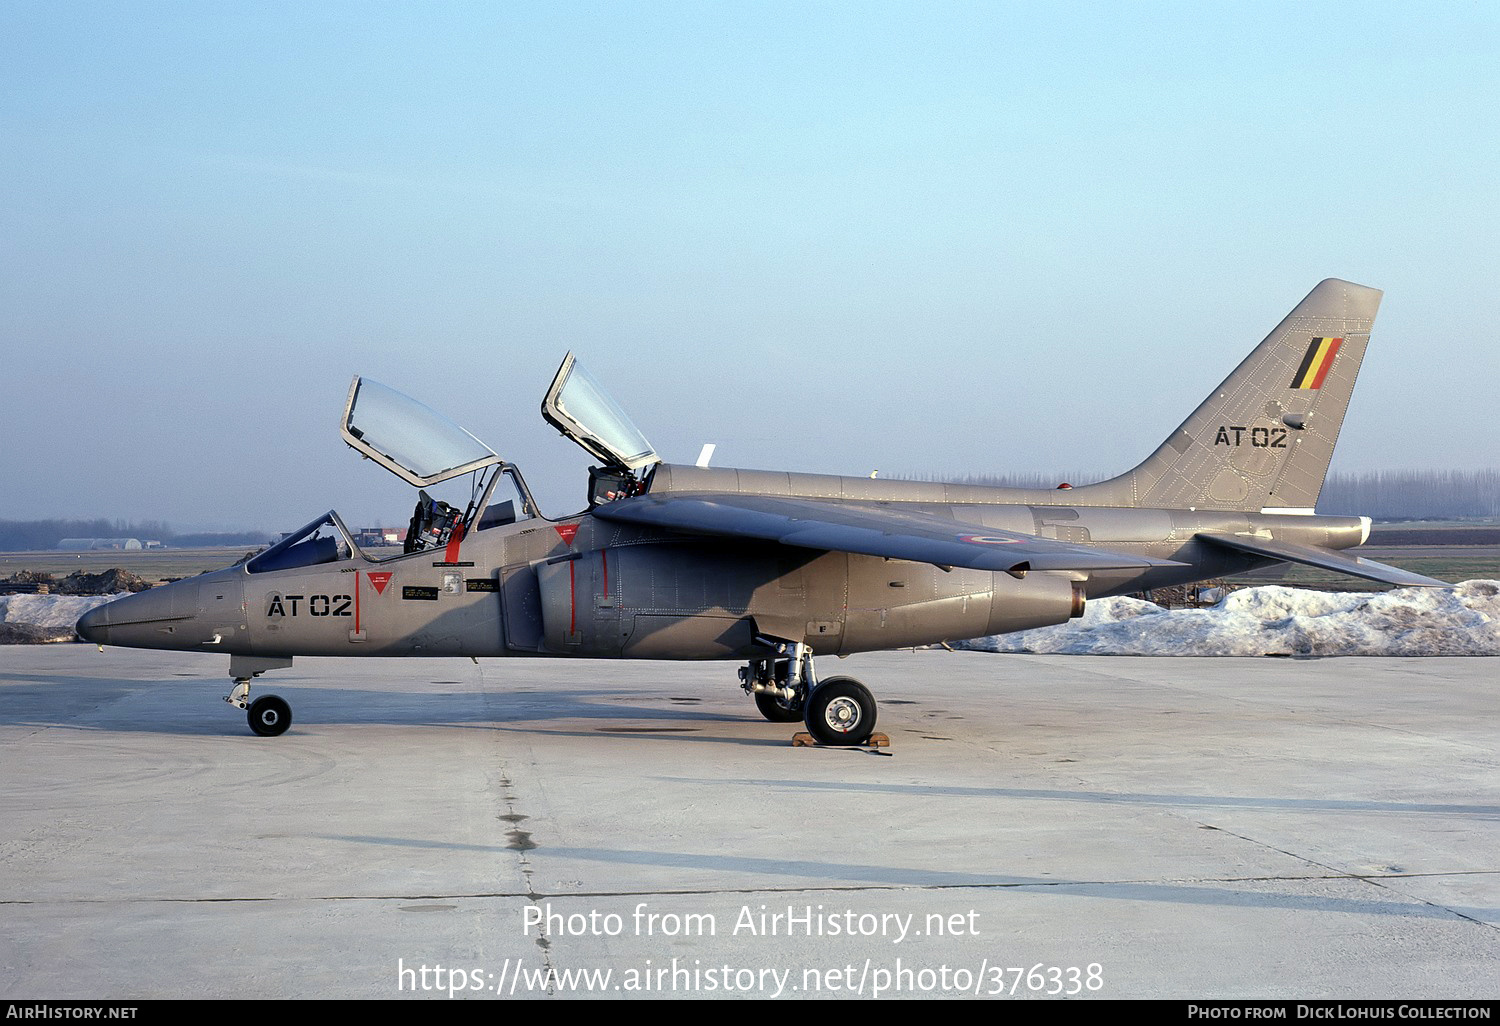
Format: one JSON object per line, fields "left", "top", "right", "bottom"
{"left": 77, "top": 279, "right": 1446, "bottom": 744}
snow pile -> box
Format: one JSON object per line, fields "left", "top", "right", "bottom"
{"left": 959, "top": 580, "right": 1500, "bottom": 657}
{"left": 0, "top": 592, "right": 124, "bottom": 643}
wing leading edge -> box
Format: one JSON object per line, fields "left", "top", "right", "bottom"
{"left": 593, "top": 493, "right": 1184, "bottom": 574}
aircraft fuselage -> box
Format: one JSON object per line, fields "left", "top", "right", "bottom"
{"left": 77, "top": 465, "right": 1368, "bottom": 662}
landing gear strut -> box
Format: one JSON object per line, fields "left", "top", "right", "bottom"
{"left": 740, "top": 640, "right": 877, "bottom": 746}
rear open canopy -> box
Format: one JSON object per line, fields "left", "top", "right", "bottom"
{"left": 541, "top": 353, "right": 659, "bottom": 472}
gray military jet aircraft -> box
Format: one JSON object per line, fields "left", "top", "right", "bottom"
{"left": 76, "top": 279, "right": 1446, "bottom": 743}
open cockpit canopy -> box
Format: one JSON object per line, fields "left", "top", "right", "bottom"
{"left": 340, "top": 377, "right": 502, "bottom": 488}
{"left": 337, "top": 377, "right": 540, "bottom": 555}
{"left": 541, "top": 353, "right": 658, "bottom": 474}
{"left": 338, "top": 359, "right": 658, "bottom": 529}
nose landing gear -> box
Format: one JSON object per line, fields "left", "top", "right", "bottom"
{"left": 225, "top": 656, "right": 295, "bottom": 737}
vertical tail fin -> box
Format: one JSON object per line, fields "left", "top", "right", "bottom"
{"left": 1075, "top": 278, "right": 1382, "bottom": 512}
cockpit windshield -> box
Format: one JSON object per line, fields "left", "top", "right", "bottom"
{"left": 341, "top": 377, "right": 501, "bottom": 487}
{"left": 247, "top": 512, "right": 355, "bottom": 573}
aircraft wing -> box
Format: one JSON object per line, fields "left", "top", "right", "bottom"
{"left": 594, "top": 493, "right": 1186, "bottom": 574}
{"left": 1196, "top": 533, "right": 1450, "bottom": 588}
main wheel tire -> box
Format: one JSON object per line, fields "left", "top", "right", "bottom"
{"left": 803, "top": 677, "right": 876, "bottom": 746}
{"left": 248, "top": 695, "right": 292, "bottom": 737}
{"left": 754, "top": 690, "right": 804, "bottom": 722}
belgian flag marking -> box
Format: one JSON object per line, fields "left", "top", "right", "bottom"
{"left": 1291, "top": 337, "right": 1343, "bottom": 389}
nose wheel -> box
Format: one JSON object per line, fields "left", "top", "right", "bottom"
{"left": 247, "top": 694, "right": 293, "bottom": 737}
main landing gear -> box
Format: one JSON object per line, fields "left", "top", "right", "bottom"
{"left": 740, "top": 640, "right": 877, "bottom": 747}
{"left": 225, "top": 656, "right": 295, "bottom": 737}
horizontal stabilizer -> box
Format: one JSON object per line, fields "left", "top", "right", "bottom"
{"left": 597, "top": 493, "right": 1187, "bottom": 574}
{"left": 1197, "top": 533, "right": 1449, "bottom": 589}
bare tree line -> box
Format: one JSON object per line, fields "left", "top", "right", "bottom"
{"left": 1316, "top": 470, "right": 1500, "bottom": 519}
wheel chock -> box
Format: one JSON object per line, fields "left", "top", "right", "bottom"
{"left": 792, "top": 732, "right": 890, "bottom": 749}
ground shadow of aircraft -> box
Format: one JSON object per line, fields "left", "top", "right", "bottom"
{"left": 77, "top": 279, "right": 1445, "bottom": 743}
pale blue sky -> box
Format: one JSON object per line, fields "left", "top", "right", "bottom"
{"left": 3, "top": 1, "right": 1496, "bottom": 530}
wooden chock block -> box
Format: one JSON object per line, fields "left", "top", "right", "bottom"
{"left": 791, "top": 731, "right": 891, "bottom": 749}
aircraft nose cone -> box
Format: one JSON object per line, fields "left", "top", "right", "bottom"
{"left": 76, "top": 603, "right": 109, "bottom": 644}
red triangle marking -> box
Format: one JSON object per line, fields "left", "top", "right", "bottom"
{"left": 554, "top": 523, "right": 579, "bottom": 545}
{"left": 368, "top": 572, "right": 393, "bottom": 595}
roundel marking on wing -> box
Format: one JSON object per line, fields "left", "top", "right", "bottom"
{"left": 958, "top": 535, "right": 1023, "bottom": 545}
